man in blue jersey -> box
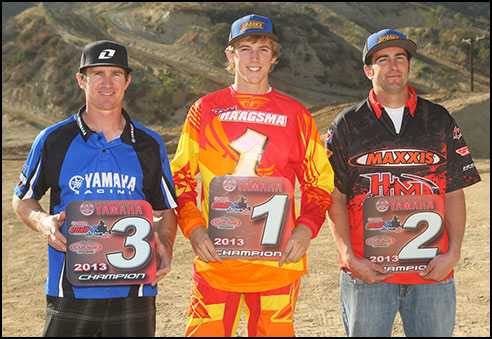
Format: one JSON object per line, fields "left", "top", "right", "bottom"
{"left": 12, "top": 40, "right": 178, "bottom": 336}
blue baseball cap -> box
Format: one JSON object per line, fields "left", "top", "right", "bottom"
{"left": 228, "top": 14, "right": 278, "bottom": 46}
{"left": 362, "top": 29, "right": 417, "bottom": 65}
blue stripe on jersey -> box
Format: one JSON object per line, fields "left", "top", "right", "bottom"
{"left": 14, "top": 108, "right": 177, "bottom": 298}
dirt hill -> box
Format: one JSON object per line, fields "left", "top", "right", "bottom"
{"left": 2, "top": 2, "right": 490, "bottom": 157}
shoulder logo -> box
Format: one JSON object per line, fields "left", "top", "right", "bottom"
{"left": 456, "top": 146, "right": 470, "bottom": 157}
{"left": 326, "top": 128, "right": 334, "bottom": 145}
{"left": 453, "top": 126, "right": 462, "bottom": 140}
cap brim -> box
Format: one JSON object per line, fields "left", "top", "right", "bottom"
{"left": 365, "top": 40, "right": 417, "bottom": 64}
{"left": 79, "top": 63, "right": 132, "bottom": 73}
{"left": 228, "top": 32, "right": 278, "bottom": 46}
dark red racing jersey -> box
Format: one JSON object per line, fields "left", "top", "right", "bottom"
{"left": 326, "top": 86, "right": 481, "bottom": 284}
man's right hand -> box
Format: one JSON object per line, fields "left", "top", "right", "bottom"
{"left": 345, "top": 255, "right": 394, "bottom": 284}
{"left": 39, "top": 211, "right": 67, "bottom": 252}
{"left": 12, "top": 196, "right": 67, "bottom": 252}
{"left": 189, "top": 226, "right": 223, "bottom": 263}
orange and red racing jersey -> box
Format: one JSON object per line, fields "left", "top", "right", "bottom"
{"left": 171, "top": 86, "right": 334, "bottom": 292}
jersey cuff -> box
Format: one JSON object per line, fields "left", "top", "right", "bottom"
{"left": 295, "top": 217, "right": 321, "bottom": 239}
{"left": 179, "top": 220, "right": 205, "bottom": 239}
{"left": 176, "top": 204, "right": 207, "bottom": 239}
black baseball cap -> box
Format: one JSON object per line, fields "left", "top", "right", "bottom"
{"left": 79, "top": 40, "right": 132, "bottom": 73}
{"left": 362, "top": 29, "right": 417, "bottom": 65}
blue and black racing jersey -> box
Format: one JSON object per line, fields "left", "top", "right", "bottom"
{"left": 14, "top": 105, "right": 178, "bottom": 298}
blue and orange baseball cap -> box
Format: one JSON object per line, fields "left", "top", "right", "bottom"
{"left": 228, "top": 14, "right": 278, "bottom": 46}
{"left": 362, "top": 29, "right": 417, "bottom": 65}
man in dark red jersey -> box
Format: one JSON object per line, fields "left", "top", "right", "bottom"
{"left": 326, "top": 29, "right": 481, "bottom": 337}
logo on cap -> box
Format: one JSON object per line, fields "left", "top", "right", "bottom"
{"left": 240, "top": 21, "right": 265, "bottom": 32}
{"left": 98, "top": 49, "right": 116, "bottom": 60}
{"left": 377, "top": 35, "right": 402, "bottom": 43}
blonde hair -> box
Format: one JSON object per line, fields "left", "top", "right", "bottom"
{"left": 224, "top": 36, "right": 281, "bottom": 74}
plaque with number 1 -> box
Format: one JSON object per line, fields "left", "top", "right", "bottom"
{"left": 208, "top": 176, "right": 293, "bottom": 261}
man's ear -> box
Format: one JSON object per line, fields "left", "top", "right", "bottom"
{"left": 76, "top": 72, "right": 86, "bottom": 90}
{"left": 225, "top": 49, "right": 235, "bottom": 63}
{"left": 124, "top": 74, "right": 132, "bottom": 91}
{"left": 363, "top": 65, "right": 374, "bottom": 80}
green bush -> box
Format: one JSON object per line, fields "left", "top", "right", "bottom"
{"left": 10, "top": 50, "right": 25, "bottom": 66}
{"left": 97, "top": 16, "right": 112, "bottom": 30}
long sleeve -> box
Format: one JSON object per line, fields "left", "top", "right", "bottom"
{"left": 170, "top": 100, "right": 206, "bottom": 238}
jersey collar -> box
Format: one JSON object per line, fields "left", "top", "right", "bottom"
{"left": 75, "top": 105, "right": 137, "bottom": 144}
{"left": 368, "top": 85, "right": 417, "bottom": 118}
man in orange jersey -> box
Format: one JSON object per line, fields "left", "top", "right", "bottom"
{"left": 170, "top": 14, "right": 334, "bottom": 337}
{"left": 326, "top": 29, "right": 481, "bottom": 336}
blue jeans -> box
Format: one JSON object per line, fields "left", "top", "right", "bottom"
{"left": 339, "top": 269, "right": 456, "bottom": 337}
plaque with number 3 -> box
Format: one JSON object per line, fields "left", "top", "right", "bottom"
{"left": 65, "top": 200, "right": 156, "bottom": 286}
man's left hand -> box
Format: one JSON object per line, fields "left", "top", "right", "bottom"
{"left": 419, "top": 252, "right": 460, "bottom": 281}
{"left": 151, "top": 232, "right": 171, "bottom": 287}
{"left": 278, "top": 224, "right": 312, "bottom": 267}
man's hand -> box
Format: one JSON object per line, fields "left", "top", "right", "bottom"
{"left": 278, "top": 224, "right": 312, "bottom": 267}
{"left": 12, "top": 195, "right": 68, "bottom": 252}
{"left": 151, "top": 209, "right": 177, "bottom": 286}
{"left": 419, "top": 252, "right": 460, "bottom": 281}
{"left": 345, "top": 255, "right": 394, "bottom": 284}
{"left": 39, "top": 211, "right": 67, "bottom": 252}
{"left": 189, "top": 226, "right": 223, "bottom": 263}
{"left": 151, "top": 232, "right": 171, "bottom": 287}
{"left": 418, "top": 189, "right": 466, "bottom": 282}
